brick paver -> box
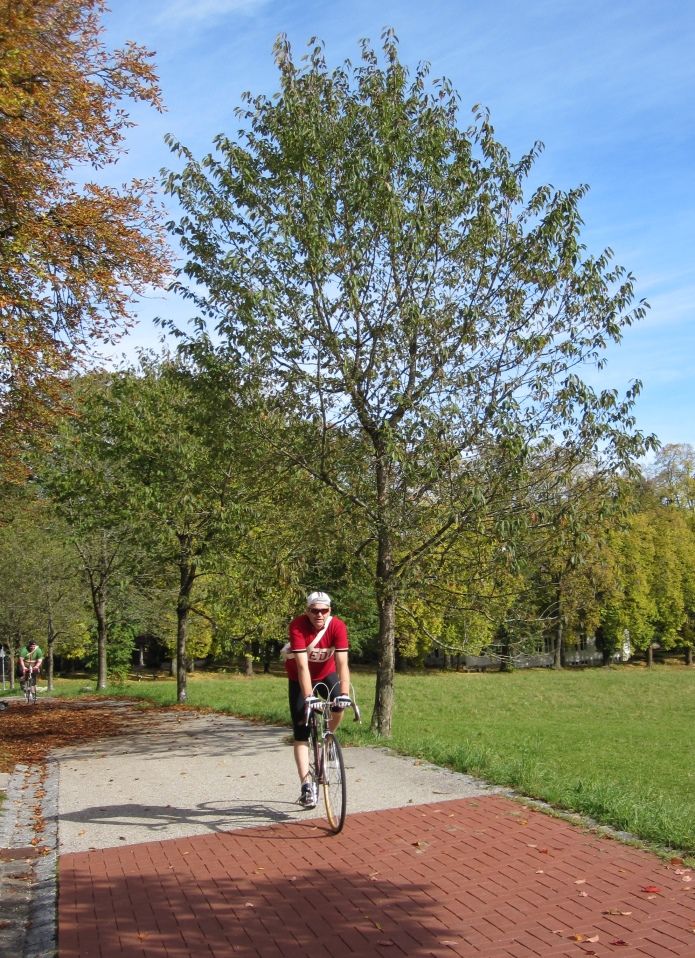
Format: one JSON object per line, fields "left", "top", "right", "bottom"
{"left": 59, "top": 794, "right": 695, "bottom": 957}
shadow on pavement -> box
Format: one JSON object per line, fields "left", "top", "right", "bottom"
{"left": 59, "top": 799, "right": 299, "bottom": 833}
{"left": 60, "top": 853, "right": 450, "bottom": 957}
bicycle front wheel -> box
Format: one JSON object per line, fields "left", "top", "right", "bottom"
{"left": 321, "top": 732, "right": 346, "bottom": 833}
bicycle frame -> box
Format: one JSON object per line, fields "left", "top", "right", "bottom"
{"left": 23, "top": 666, "right": 38, "bottom": 704}
{"left": 304, "top": 683, "right": 360, "bottom": 833}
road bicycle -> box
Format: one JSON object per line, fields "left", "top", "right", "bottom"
{"left": 23, "top": 667, "right": 39, "bottom": 705}
{"left": 304, "top": 683, "right": 361, "bottom": 834}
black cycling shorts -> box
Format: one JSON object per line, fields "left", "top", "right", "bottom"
{"left": 288, "top": 672, "right": 340, "bottom": 742}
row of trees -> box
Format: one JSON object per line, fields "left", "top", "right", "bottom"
{"left": 3, "top": 7, "right": 687, "bottom": 734}
{"left": 1, "top": 354, "right": 693, "bottom": 704}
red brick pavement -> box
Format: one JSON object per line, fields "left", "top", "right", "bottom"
{"left": 58, "top": 794, "right": 695, "bottom": 958}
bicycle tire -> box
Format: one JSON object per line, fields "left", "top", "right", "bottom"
{"left": 321, "top": 732, "right": 347, "bottom": 833}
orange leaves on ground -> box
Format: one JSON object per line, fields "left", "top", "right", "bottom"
{"left": 0, "top": 699, "right": 153, "bottom": 773}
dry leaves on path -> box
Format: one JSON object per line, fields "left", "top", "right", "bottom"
{"left": 0, "top": 698, "right": 166, "bottom": 773}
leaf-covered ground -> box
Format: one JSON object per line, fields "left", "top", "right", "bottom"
{"left": 0, "top": 698, "right": 162, "bottom": 774}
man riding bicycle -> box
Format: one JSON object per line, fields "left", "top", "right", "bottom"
{"left": 19, "top": 639, "right": 43, "bottom": 689}
{"left": 284, "top": 591, "right": 351, "bottom": 808}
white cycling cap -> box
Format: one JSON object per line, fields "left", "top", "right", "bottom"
{"left": 306, "top": 591, "right": 331, "bottom": 607}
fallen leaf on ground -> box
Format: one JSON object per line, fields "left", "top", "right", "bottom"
{"left": 0, "top": 698, "right": 167, "bottom": 773}
{"left": 641, "top": 885, "right": 662, "bottom": 894}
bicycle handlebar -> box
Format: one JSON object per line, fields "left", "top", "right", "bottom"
{"left": 304, "top": 695, "right": 361, "bottom": 725}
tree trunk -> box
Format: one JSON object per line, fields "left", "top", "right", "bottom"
{"left": 243, "top": 653, "right": 254, "bottom": 677}
{"left": 95, "top": 593, "right": 108, "bottom": 689}
{"left": 47, "top": 639, "right": 55, "bottom": 692}
{"left": 553, "top": 617, "right": 564, "bottom": 669}
{"left": 685, "top": 647, "right": 693, "bottom": 666}
{"left": 176, "top": 601, "right": 188, "bottom": 703}
{"left": 46, "top": 606, "right": 56, "bottom": 692}
{"left": 646, "top": 644, "right": 654, "bottom": 668}
{"left": 371, "top": 454, "right": 396, "bottom": 737}
{"left": 176, "top": 551, "right": 196, "bottom": 704}
{"left": 499, "top": 628, "right": 513, "bottom": 672}
{"left": 372, "top": 590, "right": 396, "bottom": 736}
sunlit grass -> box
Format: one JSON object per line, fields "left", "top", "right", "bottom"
{"left": 51, "top": 665, "right": 695, "bottom": 856}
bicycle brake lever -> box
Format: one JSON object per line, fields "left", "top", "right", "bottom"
{"left": 352, "top": 702, "right": 361, "bottom": 723}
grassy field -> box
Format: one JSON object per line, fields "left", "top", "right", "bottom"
{"left": 48, "top": 664, "right": 695, "bottom": 857}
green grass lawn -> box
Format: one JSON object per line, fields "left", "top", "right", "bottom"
{"left": 52, "top": 664, "right": 695, "bottom": 857}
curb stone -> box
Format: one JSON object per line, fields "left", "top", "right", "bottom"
{"left": 0, "top": 760, "right": 58, "bottom": 958}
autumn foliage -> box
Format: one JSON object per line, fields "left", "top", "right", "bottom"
{"left": 0, "top": 0, "right": 169, "bottom": 478}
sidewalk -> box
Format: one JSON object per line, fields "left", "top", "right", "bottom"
{"left": 2, "top": 701, "right": 694, "bottom": 957}
{"left": 59, "top": 797, "right": 695, "bottom": 958}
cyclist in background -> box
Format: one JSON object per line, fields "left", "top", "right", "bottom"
{"left": 19, "top": 639, "right": 43, "bottom": 689}
{"left": 283, "top": 591, "right": 351, "bottom": 808}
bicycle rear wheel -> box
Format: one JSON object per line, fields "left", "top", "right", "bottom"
{"left": 321, "top": 732, "right": 346, "bottom": 833}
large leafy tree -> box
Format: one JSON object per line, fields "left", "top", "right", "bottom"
{"left": 165, "top": 32, "right": 655, "bottom": 734}
{"left": 39, "top": 375, "right": 143, "bottom": 688}
{"left": 78, "top": 357, "right": 257, "bottom": 702}
{"left": 647, "top": 443, "right": 695, "bottom": 514}
{"left": 0, "top": 0, "right": 169, "bottom": 478}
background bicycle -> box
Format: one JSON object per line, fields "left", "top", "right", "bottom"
{"left": 304, "top": 682, "right": 360, "bottom": 834}
{"left": 23, "top": 666, "right": 39, "bottom": 705}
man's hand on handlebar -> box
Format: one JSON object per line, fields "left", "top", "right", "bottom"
{"left": 331, "top": 694, "right": 352, "bottom": 712}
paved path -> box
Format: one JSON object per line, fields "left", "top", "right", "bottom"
{"left": 2, "top": 701, "right": 695, "bottom": 957}
{"left": 56, "top": 710, "right": 493, "bottom": 854}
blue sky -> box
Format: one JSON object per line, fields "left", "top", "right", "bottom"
{"left": 100, "top": 0, "right": 695, "bottom": 450}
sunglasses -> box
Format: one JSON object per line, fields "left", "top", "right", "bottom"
{"left": 308, "top": 608, "right": 330, "bottom": 615}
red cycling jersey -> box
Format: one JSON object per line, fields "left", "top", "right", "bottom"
{"left": 284, "top": 614, "right": 349, "bottom": 683}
